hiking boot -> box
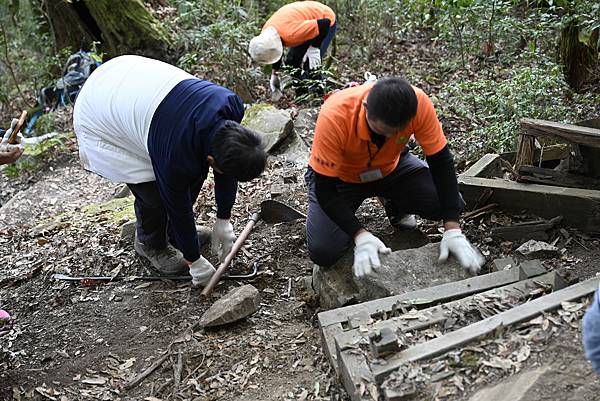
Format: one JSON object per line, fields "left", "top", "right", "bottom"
{"left": 134, "top": 233, "right": 188, "bottom": 275}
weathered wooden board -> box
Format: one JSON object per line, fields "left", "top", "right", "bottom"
{"left": 339, "top": 347, "right": 378, "bottom": 401}
{"left": 318, "top": 266, "right": 538, "bottom": 328}
{"left": 335, "top": 271, "right": 558, "bottom": 356}
{"left": 515, "top": 134, "right": 536, "bottom": 171}
{"left": 463, "top": 154, "right": 504, "bottom": 178}
{"left": 334, "top": 271, "right": 559, "bottom": 400}
{"left": 371, "top": 276, "right": 599, "bottom": 383}
{"left": 491, "top": 216, "right": 562, "bottom": 242}
{"left": 521, "top": 118, "right": 600, "bottom": 148}
{"left": 458, "top": 175, "right": 600, "bottom": 232}
{"left": 319, "top": 265, "right": 548, "bottom": 372}
{"left": 518, "top": 165, "right": 600, "bottom": 190}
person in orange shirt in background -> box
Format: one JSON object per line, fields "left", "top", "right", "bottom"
{"left": 306, "top": 77, "right": 485, "bottom": 278}
{"left": 249, "top": 1, "right": 336, "bottom": 100}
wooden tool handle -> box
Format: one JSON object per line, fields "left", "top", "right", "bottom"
{"left": 8, "top": 111, "right": 27, "bottom": 144}
{"left": 201, "top": 212, "right": 261, "bottom": 296}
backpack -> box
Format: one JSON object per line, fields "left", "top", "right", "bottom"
{"left": 39, "top": 50, "right": 102, "bottom": 111}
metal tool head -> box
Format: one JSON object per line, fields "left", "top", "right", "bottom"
{"left": 260, "top": 199, "right": 306, "bottom": 224}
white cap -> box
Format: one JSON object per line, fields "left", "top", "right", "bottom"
{"left": 249, "top": 26, "right": 283, "bottom": 65}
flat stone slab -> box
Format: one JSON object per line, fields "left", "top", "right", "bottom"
{"left": 199, "top": 284, "right": 261, "bottom": 327}
{"left": 314, "top": 241, "right": 470, "bottom": 310}
{"left": 242, "top": 104, "right": 293, "bottom": 153}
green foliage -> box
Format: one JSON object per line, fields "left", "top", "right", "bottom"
{"left": 439, "top": 59, "right": 600, "bottom": 159}
{"left": 0, "top": 1, "right": 72, "bottom": 119}
{"left": 172, "top": 0, "right": 262, "bottom": 89}
{"left": 2, "top": 132, "right": 73, "bottom": 178}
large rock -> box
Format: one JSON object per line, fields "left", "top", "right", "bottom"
{"left": 313, "top": 241, "right": 471, "bottom": 310}
{"left": 277, "top": 107, "right": 319, "bottom": 165}
{"left": 242, "top": 104, "right": 293, "bottom": 153}
{"left": 199, "top": 284, "right": 261, "bottom": 327}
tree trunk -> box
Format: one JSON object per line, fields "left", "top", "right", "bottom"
{"left": 43, "top": 0, "right": 172, "bottom": 61}
{"left": 558, "top": 21, "right": 599, "bottom": 91}
{"left": 44, "top": 0, "right": 99, "bottom": 53}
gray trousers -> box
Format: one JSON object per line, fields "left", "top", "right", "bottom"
{"left": 305, "top": 152, "right": 463, "bottom": 266}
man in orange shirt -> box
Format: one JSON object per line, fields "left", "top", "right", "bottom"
{"left": 249, "top": 1, "right": 336, "bottom": 100}
{"left": 306, "top": 77, "right": 484, "bottom": 278}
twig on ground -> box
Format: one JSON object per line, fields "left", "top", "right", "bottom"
{"left": 464, "top": 203, "right": 498, "bottom": 221}
{"left": 123, "top": 351, "right": 171, "bottom": 390}
{"left": 173, "top": 350, "right": 183, "bottom": 391}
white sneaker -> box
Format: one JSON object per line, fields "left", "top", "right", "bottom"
{"left": 392, "top": 214, "right": 417, "bottom": 230}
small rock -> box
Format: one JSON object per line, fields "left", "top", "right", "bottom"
{"left": 517, "top": 240, "right": 559, "bottom": 258}
{"left": 199, "top": 284, "right": 261, "bottom": 327}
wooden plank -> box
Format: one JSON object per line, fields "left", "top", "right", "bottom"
{"left": 501, "top": 144, "right": 570, "bottom": 166}
{"left": 321, "top": 322, "right": 344, "bottom": 373}
{"left": 515, "top": 134, "right": 536, "bottom": 172}
{"left": 371, "top": 276, "right": 600, "bottom": 383}
{"left": 348, "top": 305, "right": 372, "bottom": 329}
{"left": 518, "top": 165, "right": 600, "bottom": 190}
{"left": 318, "top": 267, "right": 528, "bottom": 328}
{"left": 338, "top": 340, "right": 378, "bottom": 401}
{"left": 534, "top": 144, "right": 570, "bottom": 161}
{"left": 463, "top": 154, "right": 503, "bottom": 178}
{"left": 458, "top": 175, "right": 600, "bottom": 232}
{"left": 334, "top": 271, "right": 557, "bottom": 356}
{"left": 521, "top": 118, "right": 600, "bottom": 148}
{"left": 491, "top": 217, "right": 562, "bottom": 242}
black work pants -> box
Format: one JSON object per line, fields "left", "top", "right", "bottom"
{"left": 305, "top": 151, "right": 464, "bottom": 266}
{"left": 127, "top": 180, "right": 204, "bottom": 250}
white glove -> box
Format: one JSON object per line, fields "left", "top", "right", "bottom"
{"left": 438, "top": 229, "right": 485, "bottom": 274}
{"left": 189, "top": 256, "right": 216, "bottom": 287}
{"left": 0, "top": 118, "right": 24, "bottom": 152}
{"left": 303, "top": 46, "right": 321, "bottom": 69}
{"left": 353, "top": 231, "right": 391, "bottom": 278}
{"left": 270, "top": 73, "right": 283, "bottom": 102}
{"left": 211, "top": 218, "right": 236, "bottom": 262}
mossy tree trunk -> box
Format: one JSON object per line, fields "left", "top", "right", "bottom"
{"left": 558, "top": 21, "right": 599, "bottom": 91}
{"left": 43, "top": 0, "right": 172, "bottom": 61}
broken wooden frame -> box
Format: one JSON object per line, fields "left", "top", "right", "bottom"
{"left": 319, "top": 265, "right": 598, "bottom": 401}
{"left": 515, "top": 118, "right": 600, "bottom": 186}
{"left": 458, "top": 153, "right": 600, "bottom": 232}
{"left": 318, "top": 262, "right": 546, "bottom": 374}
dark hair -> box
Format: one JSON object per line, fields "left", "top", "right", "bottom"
{"left": 365, "top": 77, "right": 418, "bottom": 127}
{"left": 211, "top": 121, "right": 267, "bottom": 182}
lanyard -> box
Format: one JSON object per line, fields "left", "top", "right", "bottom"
{"left": 366, "top": 141, "right": 382, "bottom": 168}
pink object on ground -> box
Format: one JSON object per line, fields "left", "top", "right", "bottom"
{"left": 0, "top": 309, "right": 10, "bottom": 322}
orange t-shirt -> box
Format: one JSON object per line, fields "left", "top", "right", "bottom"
{"left": 309, "top": 83, "right": 447, "bottom": 183}
{"left": 263, "top": 1, "right": 336, "bottom": 48}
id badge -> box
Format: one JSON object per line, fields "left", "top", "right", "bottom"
{"left": 359, "top": 169, "right": 383, "bottom": 183}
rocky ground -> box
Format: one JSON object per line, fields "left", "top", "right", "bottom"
{"left": 1, "top": 100, "right": 600, "bottom": 401}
